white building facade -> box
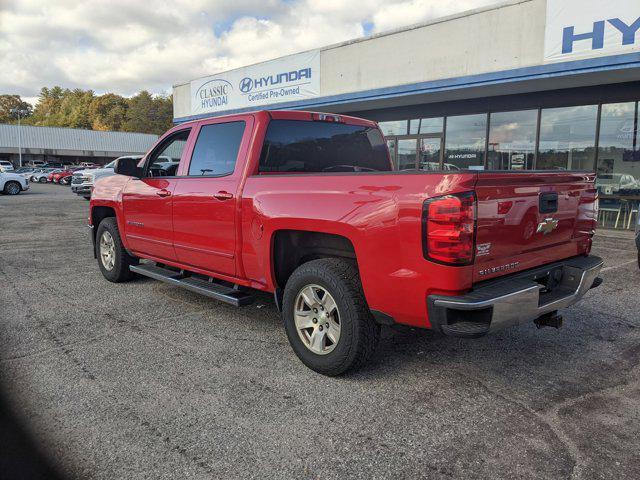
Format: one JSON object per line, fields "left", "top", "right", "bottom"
{"left": 173, "top": 0, "right": 640, "bottom": 225}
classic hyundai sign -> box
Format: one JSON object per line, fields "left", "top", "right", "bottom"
{"left": 544, "top": 0, "right": 639, "bottom": 62}
{"left": 190, "top": 50, "right": 320, "bottom": 116}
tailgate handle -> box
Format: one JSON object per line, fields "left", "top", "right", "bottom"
{"left": 539, "top": 192, "right": 558, "bottom": 213}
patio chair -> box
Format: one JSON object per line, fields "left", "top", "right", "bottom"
{"left": 597, "top": 199, "right": 623, "bottom": 229}
{"left": 626, "top": 202, "right": 639, "bottom": 230}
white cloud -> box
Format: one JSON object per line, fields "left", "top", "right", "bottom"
{"left": 0, "top": 0, "right": 497, "bottom": 98}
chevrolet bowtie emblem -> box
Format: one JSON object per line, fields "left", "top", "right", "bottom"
{"left": 536, "top": 217, "right": 559, "bottom": 235}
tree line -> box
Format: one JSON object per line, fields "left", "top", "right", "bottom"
{"left": 0, "top": 88, "right": 174, "bottom": 135}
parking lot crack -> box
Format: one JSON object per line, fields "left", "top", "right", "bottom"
{"left": 0, "top": 333, "right": 111, "bottom": 363}
{"left": 450, "top": 367, "right": 581, "bottom": 479}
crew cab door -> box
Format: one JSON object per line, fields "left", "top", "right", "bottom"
{"left": 121, "top": 128, "right": 191, "bottom": 261}
{"left": 172, "top": 116, "right": 251, "bottom": 276}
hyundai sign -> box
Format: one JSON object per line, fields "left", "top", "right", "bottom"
{"left": 190, "top": 50, "right": 320, "bottom": 116}
{"left": 545, "top": 0, "right": 639, "bottom": 62}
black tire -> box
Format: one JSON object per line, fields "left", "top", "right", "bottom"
{"left": 38, "top": 177, "right": 46, "bottom": 183}
{"left": 282, "top": 258, "right": 380, "bottom": 376}
{"left": 3, "top": 181, "right": 21, "bottom": 195}
{"left": 95, "top": 217, "right": 138, "bottom": 282}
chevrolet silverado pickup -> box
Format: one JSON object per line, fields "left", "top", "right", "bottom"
{"left": 89, "top": 110, "right": 603, "bottom": 375}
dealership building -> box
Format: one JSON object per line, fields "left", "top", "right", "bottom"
{"left": 0, "top": 124, "right": 158, "bottom": 167}
{"left": 173, "top": 0, "right": 640, "bottom": 228}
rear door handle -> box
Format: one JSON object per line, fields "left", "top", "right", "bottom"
{"left": 156, "top": 189, "right": 171, "bottom": 197}
{"left": 213, "top": 191, "right": 234, "bottom": 200}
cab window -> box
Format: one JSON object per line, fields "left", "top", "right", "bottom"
{"left": 259, "top": 120, "right": 391, "bottom": 173}
{"left": 146, "top": 129, "right": 190, "bottom": 177}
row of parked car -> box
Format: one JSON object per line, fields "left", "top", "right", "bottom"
{"left": 10, "top": 157, "right": 141, "bottom": 199}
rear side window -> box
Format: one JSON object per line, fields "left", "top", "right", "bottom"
{"left": 259, "top": 120, "right": 391, "bottom": 173}
{"left": 188, "top": 121, "right": 245, "bottom": 176}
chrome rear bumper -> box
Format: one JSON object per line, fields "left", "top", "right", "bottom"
{"left": 428, "top": 255, "right": 603, "bottom": 337}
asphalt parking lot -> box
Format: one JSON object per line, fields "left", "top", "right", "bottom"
{"left": 1, "top": 183, "right": 639, "bottom": 480}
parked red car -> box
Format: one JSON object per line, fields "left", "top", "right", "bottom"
{"left": 54, "top": 167, "right": 82, "bottom": 185}
{"left": 89, "top": 110, "right": 603, "bottom": 375}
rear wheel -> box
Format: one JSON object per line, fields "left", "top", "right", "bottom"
{"left": 38, "top": 177, "right": 46, "bottom": 183}
{"left": 282, "top": 258, "right": 380, "bottom": 376}
{"left": 96, "top": 217, "right": 138, "bottom": 282}
{"left": 3, "top": 181, "right": 21, "bottom": 195}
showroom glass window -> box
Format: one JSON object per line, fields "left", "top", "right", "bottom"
{"left": 379, "top": 120, "right": 408, "bottom": 137}
{"left": 188, "top": 122, "right": 245, "bottom": 176}
{"left": 537, "top": 105, "right": 598, "bottom": 170}
{"left": 386, "top": 138, "right": 398, "bottom": 169}
{"left": 409, "top": 117, "right": 444, "bottom": 135}
{"left": 487, "top": 110, "right": 538, "bottom": 170}
{"left": 596, "top": 102, "right": 639, "bottom": 191}
{"left": 397, "top": 139, "right": 418, "bottom": 170}
{"left": 444, "top": 114, "right": 487, "bottom": 169}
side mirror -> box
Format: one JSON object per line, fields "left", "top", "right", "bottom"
{"left": 114, "top": 157, "right": 142, "bottom": 178}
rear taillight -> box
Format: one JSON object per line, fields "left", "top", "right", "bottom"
{"left": 422, "top": 192, "right": 476, "bottom": 265}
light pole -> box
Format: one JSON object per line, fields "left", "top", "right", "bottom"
{"left": 10, "top": 108, "right": 29, "bottom": 168}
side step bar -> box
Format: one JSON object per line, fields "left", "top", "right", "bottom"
{"left": 130, "top": 263, "right": 255, "bottom": 307}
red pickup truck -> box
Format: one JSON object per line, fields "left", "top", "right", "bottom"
{"left": 89, "top": 110, "right": 603, "bottom": 375}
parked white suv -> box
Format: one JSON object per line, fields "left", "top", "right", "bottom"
{"left": 0, "top": 171, "right": 29, "bottom": 195}
{"left": 0, "top": 160, "right": 15, "bottom": 173}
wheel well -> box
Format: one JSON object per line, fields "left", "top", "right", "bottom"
{"left": 92, "top": 206, "right": 116, "bottom": 229}
{"left": 91, "top": 206, "right": 116, "bottom": 251}
{"left": 272, "top": 230, "right": 356, "bottom": 288}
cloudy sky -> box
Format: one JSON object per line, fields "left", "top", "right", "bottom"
{"left": 1, "top": 0, "right": 496, "bottom": 102}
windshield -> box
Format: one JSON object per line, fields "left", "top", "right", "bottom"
{"left": 105, "top": 161, "right": 116, "bottom": 168}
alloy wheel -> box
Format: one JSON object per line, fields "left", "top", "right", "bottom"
{"left": 294, "top": 284, "right": 341, "bottom": 355}
{"left": 99, "top": 231, "right": 116, "bottom": 271}
{"left": 5, "top": 182, "right": 20, "bottom": 195}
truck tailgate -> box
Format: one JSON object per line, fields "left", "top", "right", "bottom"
{"left": 473, "top": 172, "right": 597, "bottom": 283}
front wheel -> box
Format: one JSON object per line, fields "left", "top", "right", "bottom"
{"left": 282, "top": 258, "right": 380, "bottom": 376}
{"left": 3, "top": 181, "right": 21, "bottom": 195}
{"left": 95, "top": 217, "right": 138, "bottom": 282}
{"left": 38, "top": 177, "right": 47, "bottom": 183}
